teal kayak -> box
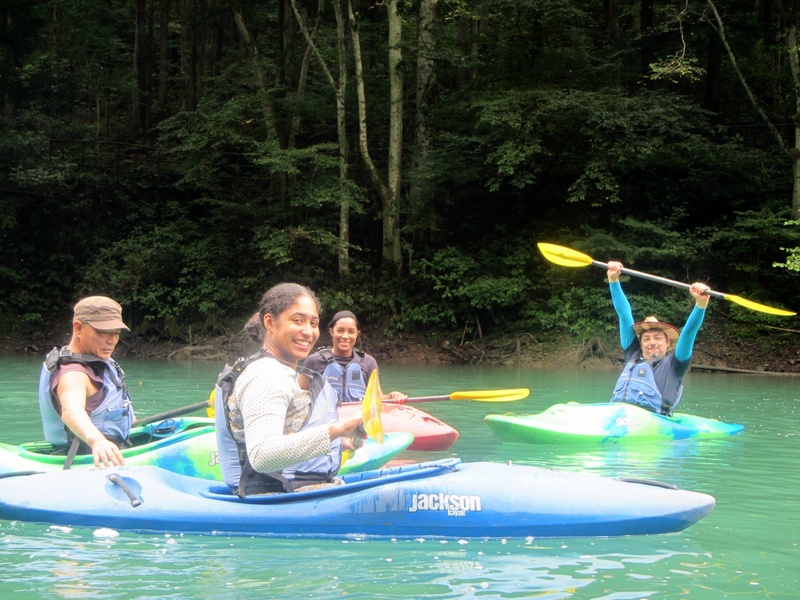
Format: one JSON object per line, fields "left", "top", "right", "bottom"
{"left": 0, "top": 417, "right": 414, "bottom": 478}
{"left": 484, "top": 402, "right": 744, "bottom": 445}
{"left": 0, "top": 458, "right": 716, "bottom": 539}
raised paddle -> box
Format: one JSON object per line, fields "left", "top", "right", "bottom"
{"left": 384, "top": 388, "right": 530, "bottom": 404}
{"left": 538, "top": 242, "right": 796, "bottom": 317}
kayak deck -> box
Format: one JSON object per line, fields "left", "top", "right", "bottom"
{"left": 9, "top": 417, "right": 215, "bottom": 466}
{"left": 0, "top": 418, "right": 414, "bottom": 478}
{"left": 484, "top": 402, "right": 744, "bottom": 445}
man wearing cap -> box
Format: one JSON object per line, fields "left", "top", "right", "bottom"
{"left": 607, "top": 262, "right": 710, "bottom": 415}
{"left": 37, "top": 296, "right": 135, "bottom": 467}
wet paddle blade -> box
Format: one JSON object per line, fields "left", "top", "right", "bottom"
{"left": 449, "top": 388, "right": 530, "bottom": 402}
{"left": 537, "top": 243, "right": 593, "bottom": 268}
{"left": 362, "top": 370, "right": 384, "bottom": 443}
{"left": 724, "top": 294, "right": 796, "bottom": 316}
{"left": 341, "top": 449, "right": 355, "bottom": 466}
{"left": 206, "top": 388, "right": 216, "bottom": 418}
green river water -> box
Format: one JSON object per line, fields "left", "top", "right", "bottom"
{"left": 0, "top": 355, "right": 797, "bottom": 599}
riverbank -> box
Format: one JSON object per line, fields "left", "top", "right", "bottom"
{"left": 5, "top": 317, "right": 800, "bottom": 374}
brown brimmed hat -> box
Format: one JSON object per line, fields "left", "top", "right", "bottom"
{"left": 633, "top": 316, "right": 679, "bottom": 349}
{"left": 73, "top": 296, "right": 130, "bottom": 332}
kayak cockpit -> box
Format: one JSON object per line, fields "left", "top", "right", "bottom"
{"left": 199, "top": 457, "right": 463, "bottom": 504}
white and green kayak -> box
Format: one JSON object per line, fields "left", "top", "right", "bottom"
{"left": 0, "top": 417, "right": 414, "bottom": 478}
{"left": 484, "top": 402, "right": 744, "bottom": 445}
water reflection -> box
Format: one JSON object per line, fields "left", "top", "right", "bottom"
{"left": 1, "top": 522, "right": 721, "bottom": 599}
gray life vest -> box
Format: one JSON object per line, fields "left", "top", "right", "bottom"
{"left": 37, "top": 347, "right": 133, "bottom": 445}
{"left": 214, "top": 351, "right": 342, "bottom": 497}
{"left": 318, "top": 348, "right": 367, "bottom": 403}
{"left": 610, "top": 355, "right": 684, "bottom": 415}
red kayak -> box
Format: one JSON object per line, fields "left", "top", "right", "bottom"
{"left": 338, "top": 403, "right": 459, "bottom": 451}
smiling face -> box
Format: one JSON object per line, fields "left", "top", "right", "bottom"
{"left": 640, "top": 329, "right": 670, "bottom": 359}
{"left": 330, "top": 317, "right": 359, "bottom": 358}
{"left": 262, "top": 295, "right": 320, "bottom": 364}
{"left": 73, "top": 322, "right": 121, "bottom": 360}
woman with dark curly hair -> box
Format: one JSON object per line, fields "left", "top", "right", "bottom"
{"left": 215, "top": 283, "right": 365, "bottom": 497}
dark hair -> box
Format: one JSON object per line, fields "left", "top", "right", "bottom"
{"left": 327, "top": 310, "right": 358, "bottom": 331}
{"left": 244, "top": 283, "right": 321, "bottom": 344}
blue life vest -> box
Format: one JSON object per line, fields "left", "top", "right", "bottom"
{"left": 610, "top": 356, "right": 684, "bottom": 415}
{"left": 318, "top": 348, "right": 367, "bottom": 404}
{"left": 37, "top": 347, "right": 133, "bottom": 445}
{"left": 214, "top": 351, "right": 342, "bottom": 497}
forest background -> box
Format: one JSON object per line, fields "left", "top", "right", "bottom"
{"left": 3, "top": 0, "right": 800, "bottom": 372}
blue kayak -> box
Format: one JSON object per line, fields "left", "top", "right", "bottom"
{"left": 0, "top": 458, "right": 715, "bottom": 539}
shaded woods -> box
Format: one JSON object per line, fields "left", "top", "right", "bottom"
{"left": 2, "top": 0, "right": 800, "bottom": 361}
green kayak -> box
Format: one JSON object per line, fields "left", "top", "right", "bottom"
{"left": 0, "top": 417, "right": 414, "bottom": 477}
{"left": 484, "top": 402, "right": 744, "bottom": 445}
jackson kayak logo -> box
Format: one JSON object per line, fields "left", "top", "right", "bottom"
{"left": 408, "top": 493, "right": 482, "bottom": 517}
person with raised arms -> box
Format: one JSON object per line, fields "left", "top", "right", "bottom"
{"left": 38, "top": 296, "right": 134, "bottom": 468}
{"left": 301, "top": 310, "right": 408, "bottom": 404}
{"left": 607, "top": 261, "right": 710, "bottom": 415}
{"left": 214, "top": 283, "right": 366, "bottom": 497}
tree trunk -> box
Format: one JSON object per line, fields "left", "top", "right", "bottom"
{"left": 180, "top": 0, "right": 197, "bottom": 112}
{"left": 347, "top": 0, "right": 404, "bottom": 271}
{"left": 288, "top": 1, "right": 308, "bottom": 150}
{"left": 334, "top": 0, "right": 351, "bottom": 280}
{"left": 158, "top": 0, "right": 169, "bottom": 107}
{"left": 706, "top": 1, "right": 786, "bottom": 152}
{"left": 787, "top": 24, "right": 800, "bottom": 219}
{"left": 408, "top": 0, "right": 437, "bottom": 232}
{"left": 145, "top": 0, "right": 155, "bottom": 138}
{"left": 2, "top": 7, "right": 16, "bottom": 118}
{"left": 289, "top": 0, "right": 353, "bottom": 279}
{"left": 604, "top": 0, "right": 619, "bottom": 41}
{"left": 231, "top": 2, "right": 278, "bottom": 139}
{"left": 640, "top": 0, "right": 654, "bottom": 80}
{"left": 384, "top": 0, "right": 403, "bottom": 270}
{"left": 704, "top": 28, "right": 722, "bottom": 112}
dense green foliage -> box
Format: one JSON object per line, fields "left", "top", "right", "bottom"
{"left": 2, "top": 0, "right": 799, "bottom": 345}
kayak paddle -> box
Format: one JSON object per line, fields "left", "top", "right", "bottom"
{"left": 362, "top": 369, "right": 384, "bottom": 443}
{"left": 132, "top": 399, "right": 212, "bottom": 427}
{"left": 134, "top": 386, "right": 529, "bottom": 429}
{"left": 133, "top": 390, "right": 216, "bottom": 427}
{"left": 538, "top": 242, "right": 796, "bottom": 317}
{"left": 385, "top": 388, "right": 530, "bottom": 404}
{"left": 343, "top": 375, "right": 383, "bottom": 465}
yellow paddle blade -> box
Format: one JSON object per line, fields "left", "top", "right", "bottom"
{"left": 449, "top": 388, "right": 530, "bottom": 402}
{"left": 362, "top": 369, "right": 384, "bottom": 443}
{"left": 206, "top": 388, "right": 216, "bottom": 418}
{"left": 341, "top": 449, "right": 355, "bottom": 466}
{"left": 724, "top": 294, "right": 796, "bottom": 316}
{"left": 537, "top": 243, "right": 593, "bottom": 268}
